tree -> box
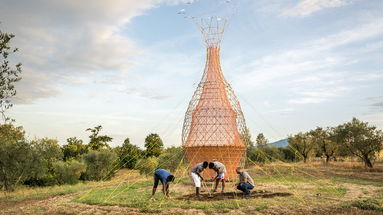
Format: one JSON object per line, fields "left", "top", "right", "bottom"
{"left": 256, "top": 133, "right": 268, "bottom": 147}
{"left": 86, "top": 125, "right": 112, "bottom": 151}
{"left": 62, "top": 137, "right": 88, "bottom": 161}
{"left": 83, "top": 150, "right": 118, "bottom": 181}
{"left": 241, "top": 127, "right": 254, "bottom": 149}
{"left": 334, "top": 118, "right": 383, "bottom": 168}
{"left": 157, "top": 146, "right": 185, "bottom": 172}
{"left": 24, "top": 138, "right": 63, "bottom": 186}
{"left": 241, "top": 127, "right": 254, "bottom": 167}
{"left": 0, "top": 124, "right": 39, "bottom": 190}
{"left": 114, "top": 138, "right": 142, "bottom": 169}
{"left": 278, "top": 146, "right": 300, "bottom": 162}
{"left": 32, "top": 138, "right": 62, "bottom": 166}
{"left": 135, "top": 157, "right": 158, "bottom": 176}
{"left": 309, "top": 127, "right": 338, "bottom": 163}
{"left": 0, "top": 29, "right": 22, "bottom": 123}
{"left": 288, "top": 132, "right": 315, "bottom": 163}
{"left": 53, "top": 160, "right": 86, "bottom": 185}
{"left": 144, "top": 133, "right": 163, "bottom": 157}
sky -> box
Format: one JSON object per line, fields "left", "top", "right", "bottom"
{"left": 0, "top": 0, "right": 382, "bottom": 148}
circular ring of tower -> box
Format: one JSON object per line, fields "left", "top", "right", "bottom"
{"left": 182, "top": 16, "right": 248, "bottom": 179}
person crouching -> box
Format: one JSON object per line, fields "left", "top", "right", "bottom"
{"left": 236, "top": 167, "right": 254, "bottom": 196}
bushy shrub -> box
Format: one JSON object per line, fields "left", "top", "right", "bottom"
{"left": 157, "top": 147, "right": 185, "bottom": 172}
{"left": 53, "top": 160, "right": 86, "bottom": 184}
{"left": 279, "top": 146, "right": 301, "bottom": 162}
{"left": 24, "top": 138, "right": 64, "bottom": 187}
{"left": 0, "top": 124, "right": 41, "bottom": 190}
{"left": 135, "top": 157, "right": 158, "bottom": 176}
{"left": 83, "top": 150, "right": 117, "bottom": 181}
{"left": 351, "top": 199, "right": 382, "bottom": 211}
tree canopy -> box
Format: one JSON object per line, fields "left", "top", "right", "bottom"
{"left": 334, "top": 118, "right": 383, "bottom": 168}
{"left": 288, "top": 132, "right": 315, "bottom": 163}
{"left": 115, "top": 138, "right": 142, "bottom": 169}
{"left": 86, "top": 125, "right": 113, "bottom": 151}
{"left": 144, "top": 133, "right": 163, "bottom": 157}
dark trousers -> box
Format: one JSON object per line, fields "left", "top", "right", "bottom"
{"left": 153, "top": 173, "right": 162, "bottom": 188}
{"left": 237, "top": 183, "right": 254, "bottom": 194}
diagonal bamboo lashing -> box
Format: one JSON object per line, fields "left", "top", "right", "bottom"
{"left": 182, "top": 17, "right": 248, "bottom": 179}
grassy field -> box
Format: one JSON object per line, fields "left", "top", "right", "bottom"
{"left": 1, "top": 162, "right": 383, "bottom": 215}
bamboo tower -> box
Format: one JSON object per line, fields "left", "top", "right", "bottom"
{"left": 182, "top": 17, "right": 247, "bottom": 179}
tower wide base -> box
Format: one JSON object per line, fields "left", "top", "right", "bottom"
{"left": 184, "top": 146, "right": 245, "bottom": 179}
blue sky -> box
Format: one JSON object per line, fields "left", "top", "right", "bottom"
{"left": 0, "top": 0, "right": 382, "bottom": 148}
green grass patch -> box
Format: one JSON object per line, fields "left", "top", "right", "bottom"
{"left": 0, "top": 183, "right": 93, "bottom": 202}
{"left": 254, "top": 205, "right": 268, "bottom": 211}
{"left": 350, "top": 199, "right": 383, "bottom": 211}
{"left": 75, "top": 180, "right": 291, "bottom": 212}
{"left": 318, "top": 186, "right": 348, "bottom": 198}
{"left": 331, "top": 177, "right": 383, "bottom": 186}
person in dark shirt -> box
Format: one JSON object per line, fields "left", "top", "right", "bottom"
{"left": 152, "top": 169, "right": 175, "bottom": 198}
{"left": 191, "top": 161, "right": 209, "bottom": 197}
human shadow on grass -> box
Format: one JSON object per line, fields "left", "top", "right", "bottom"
{"left": 176, "top": 190, "right": 293, "bottom": 201}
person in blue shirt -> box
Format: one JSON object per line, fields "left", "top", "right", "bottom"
{"left": 152, "top": 169, "right": 175, "bottom": 198}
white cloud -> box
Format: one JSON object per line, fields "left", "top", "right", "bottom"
{"left": 125, "top": 87, "right": 170, "bottom": 100}
{"left": 0, "top": 0, "right": 158, "bottom": 103}
{"left": 288, "top": 87, "right": 349, "bottom": 104}
{"left": 282, "top": 0, "right": 349, "bottom": 17}
{"left": 233, "top": 17, "right": 383, "bottom": 105}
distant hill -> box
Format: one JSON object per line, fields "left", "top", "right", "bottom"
{"left": 267, "top": 139, "right": 288, "bottom": 147}
{"left": 254, "top": 139, "right": 288, "bottom": 148}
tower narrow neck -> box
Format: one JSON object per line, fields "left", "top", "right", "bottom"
{"left": 205, "top": 46, "right": 224, "bottom": 82}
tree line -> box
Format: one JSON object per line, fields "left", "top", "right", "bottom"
{"left": 0, "top": 123, "right": 184, "bottom": 191}
{"left": 247, "top": 118, "right": 383, "bottom": 168}
{"left": 0, "top": 26, "right": 182, "bottom": 192}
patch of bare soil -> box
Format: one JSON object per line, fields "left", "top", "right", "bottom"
{"left": 176, "top": 190, "right": 293, "bottom": 201}
{"left": 341, "top": 183, "right": 381, "bottom": 200}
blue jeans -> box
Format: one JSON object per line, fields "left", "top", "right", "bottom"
{"left": 237, "top": 183, "right": 254, "bottom": 195}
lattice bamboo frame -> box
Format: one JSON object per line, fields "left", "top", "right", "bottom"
{"left": 182, "top": 17, "right": 248, "bottom": 179}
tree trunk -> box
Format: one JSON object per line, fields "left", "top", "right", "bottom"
{"left": 363, "top": 157, "right": 373, "bottom": 168}
{"left": 303, "top": 155, "right": 307, "bottom": 163}
{"left": 325, "top": 155, "right": 330, "bottom": 163}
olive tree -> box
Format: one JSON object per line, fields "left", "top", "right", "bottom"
{"left": 334, "top": 118, "right": 383, "bottom": 168}
{"left": 83, "top": 150, "right": 117, "bottom": 181}
{"left": 288, "top": 132, "right": 315, "bottom": 163}
{"left": 310, "top": 127, "right": 338, "bottom": 163}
